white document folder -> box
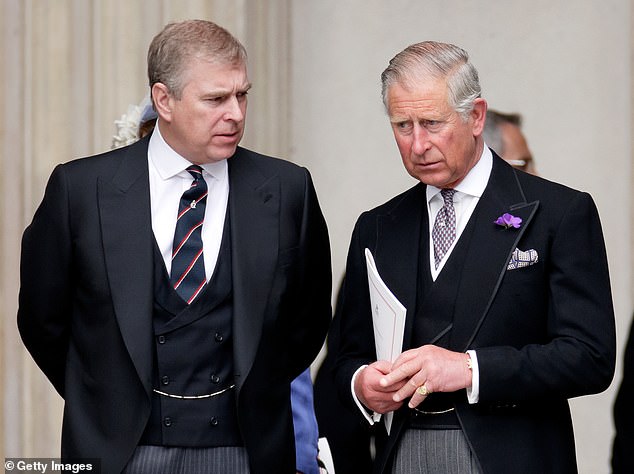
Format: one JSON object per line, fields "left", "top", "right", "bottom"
{"left": 364, "top": 248, "right": 406, "bottom": 433}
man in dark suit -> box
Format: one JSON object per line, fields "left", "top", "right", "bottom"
{"left": 18, "top": 19, "right": 331, "bottom": 474}
{"left": 334, "top": 41, "right": 615, "bottom": 474}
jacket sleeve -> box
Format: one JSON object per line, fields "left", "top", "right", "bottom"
{"left": 18, "top": 164, "right": 73, "bottom": 396}
{"left": 285, "top": 168, "right": 332, "bottom": 378}
{"left": 332, "top": 213, "right": 379, "bottom": 413}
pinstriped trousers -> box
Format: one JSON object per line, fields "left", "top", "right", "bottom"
{"left": 122, "top": 445, "right": 250, "bottom": 474}
{"left": 391, "top": 429, "right": 482, "bottom": 474}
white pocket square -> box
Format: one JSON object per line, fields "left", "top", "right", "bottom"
{"left": 507, "top": 248, "right": 538, "bottom": 270}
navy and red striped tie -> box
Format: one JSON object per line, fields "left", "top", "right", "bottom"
{"left": 170, "top": 165, "right": 208, "bottom": 304}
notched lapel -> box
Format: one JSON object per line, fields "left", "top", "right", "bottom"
{"left": 98, "top": 147, "right": 154, "bottom": 396}
{"left": 228, "top": 153, "right": 280, "bottom": 389}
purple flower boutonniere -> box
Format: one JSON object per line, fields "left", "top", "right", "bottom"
{"left": 494, "top": 213, "right": 522, "bottom": 229}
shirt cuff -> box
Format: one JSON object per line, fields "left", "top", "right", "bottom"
{"left": 466, "top": 350, "right": 480, "bottom": 404}
{"left": 351, "top": 365, "right": 381, "bottom": 425}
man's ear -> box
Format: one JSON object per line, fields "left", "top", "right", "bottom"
{"left": 152, "top": 83, "right": 173, "bottom": 123}
{"left": 471, "top": 98, "right": 487, "bottom": 136}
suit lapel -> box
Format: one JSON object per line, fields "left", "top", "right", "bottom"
{"left": 450, "top": 156, "right": 539, "bottom": 351}
{"left": 374, "top": 184, "right": 426, "bottom": 350}
{"left": 228, "top": 149, "right": 280, "bottom": 390}
{"left": 98, "top": 138, "right": 154, "bottom": 396}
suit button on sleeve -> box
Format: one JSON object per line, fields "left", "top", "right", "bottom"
{"left": 163, "top": 417, "right": 172, "bottom": 427}
{"left": 214, "top": 332, "right": 224, "bottom": 342}
{"left": 210, "top": 417, "right": 219, "bottom": 426}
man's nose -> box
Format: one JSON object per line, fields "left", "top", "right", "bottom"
{"left": 411, "top": 125, "right": 431, "bottom": 155}
{"left": 224, "top": 96, "right": 245, "bottom": 122}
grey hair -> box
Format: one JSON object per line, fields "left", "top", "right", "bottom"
{"left": 380, "top": 41, "right": 481, "bottom": 120}
{"left": 147, "top": 19, "right": 247, "bottom": 100}
{"left": 482, "top": 110, "right": 523, "bottom": 154}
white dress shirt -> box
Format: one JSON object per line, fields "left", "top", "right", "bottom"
{"left": 353, "top": 145, "right": 493, "bottom": 424}
{"left": 427, "top": 146, "right": 492, "bottom": 279}
{"left": 148, "top": 123, "right": 229, "bottom": 281}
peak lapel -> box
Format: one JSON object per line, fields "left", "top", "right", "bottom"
{"left": 98, "top": 140, "right": 154, "bottom": 396}
{"left": 450, "top": 158, "right": 539, "bottom": 351}
{"left": 374, "top": 184, "right": 426, "bottom": 350}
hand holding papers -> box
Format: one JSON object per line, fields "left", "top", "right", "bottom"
{"left": 365, "top": 248, "right": 406, "bottom": 433}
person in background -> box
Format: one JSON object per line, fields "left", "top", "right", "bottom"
{"left": 334, "top": 40, "right": 615, "bottom": 473}
{"left": 19, "top": 19, "right": 331, "bottom": 474}
{"left": 291, "top": 368, "right": 321, "bottom": 474}
{"left": 482, "top": 109, "right": 536, "bottom": 174}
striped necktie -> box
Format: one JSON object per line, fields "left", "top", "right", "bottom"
{"left": 170, "top": 165, "right": 208, "bottom": 304}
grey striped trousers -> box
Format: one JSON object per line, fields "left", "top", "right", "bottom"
{"left": 122, "top": 445, "right": 250, "bottom": 474}
{"left": 391, "top": 429, "right": 482, "bottom": 474}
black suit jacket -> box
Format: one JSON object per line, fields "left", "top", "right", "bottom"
{"left": 18, "top": 136, "right": 332, "bottom": 474}
{"left": 612, "top": 316, "right": 634, "bottom": 473}
{"left": 335, "top": 154, "right": 615, "bottom": 474}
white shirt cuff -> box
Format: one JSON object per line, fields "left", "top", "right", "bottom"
{"left": 351, "top": 365, "right": 381, "bottom": 425}
{"left": 466, "top": 350, "right": 480, "bottom": 404}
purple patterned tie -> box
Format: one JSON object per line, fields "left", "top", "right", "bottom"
{"left": 170, "top": 165, "right": 208, "bottom": 304}
{"left": 432, "top": 189, "right": 456, "bottom": 269}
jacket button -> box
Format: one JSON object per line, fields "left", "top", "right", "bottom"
{"left": 161, "top": 376, "right": 170, "bottom": 386}
{"left": 163, "top": 417, "right": 172, "bottom": 427}
{"left": 210, "top": 374, "right": 220, "bottom": 384}
{"left": 210, "top": 417, "right": 218, "bottom": 426}
{"left": 215, "top": 332, "right": 224, "bottom": 342}
{"left": 157, "top": 335, "right": 166, "bottom": 344}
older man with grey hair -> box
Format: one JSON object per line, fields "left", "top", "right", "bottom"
{"left": 334, "top": 41, "right": 615, "bottom": 474}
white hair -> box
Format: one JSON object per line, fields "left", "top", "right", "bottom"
{"left": 381, "top": 41, "right": 481, "bottom": 120}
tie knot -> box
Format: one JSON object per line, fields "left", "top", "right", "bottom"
{"left": 186, "top": 165, "right": 204, "bottom": 180}
{"left": 440, "top": 188, "right": 456, "bottom": 205}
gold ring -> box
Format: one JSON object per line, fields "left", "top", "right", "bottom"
{"left": 416, "top": 385, "right": 430, "bottom": 396}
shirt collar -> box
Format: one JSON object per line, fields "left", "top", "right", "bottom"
{"left": 426, "top": 144, "right": 493, "bottom": 203}
{"left": 148, "top": 120, "right": 228, "bottom": 181}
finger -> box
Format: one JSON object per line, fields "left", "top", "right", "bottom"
{"left": 373, "top": 359, "right": 393, "bottom": 374}
{"left": 375, "top": 378, "right": 408, "bottom": 394}
{"left": 407, "top": 384, "right": 431, "bottom": 408}
{"left": 380, "top": 359, "right": 420, "bottom": 387}
{"left": 393, "top": 376, "right": 423, "bottom": 403}
{"left": 389, "top": 348, "right": 419, "bottom": 369}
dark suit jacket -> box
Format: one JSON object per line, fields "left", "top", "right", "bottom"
{"left": 18, "top": 136, "right": 332, "bottom": 474}
{"left": 612, "top": 316, "right": 634, "bottom": 473}
{"left": 334, "top": 153, "right": 615, "bottom": 474}
{"left": 314, "top": 280, "right": 379, "bottom": 474}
